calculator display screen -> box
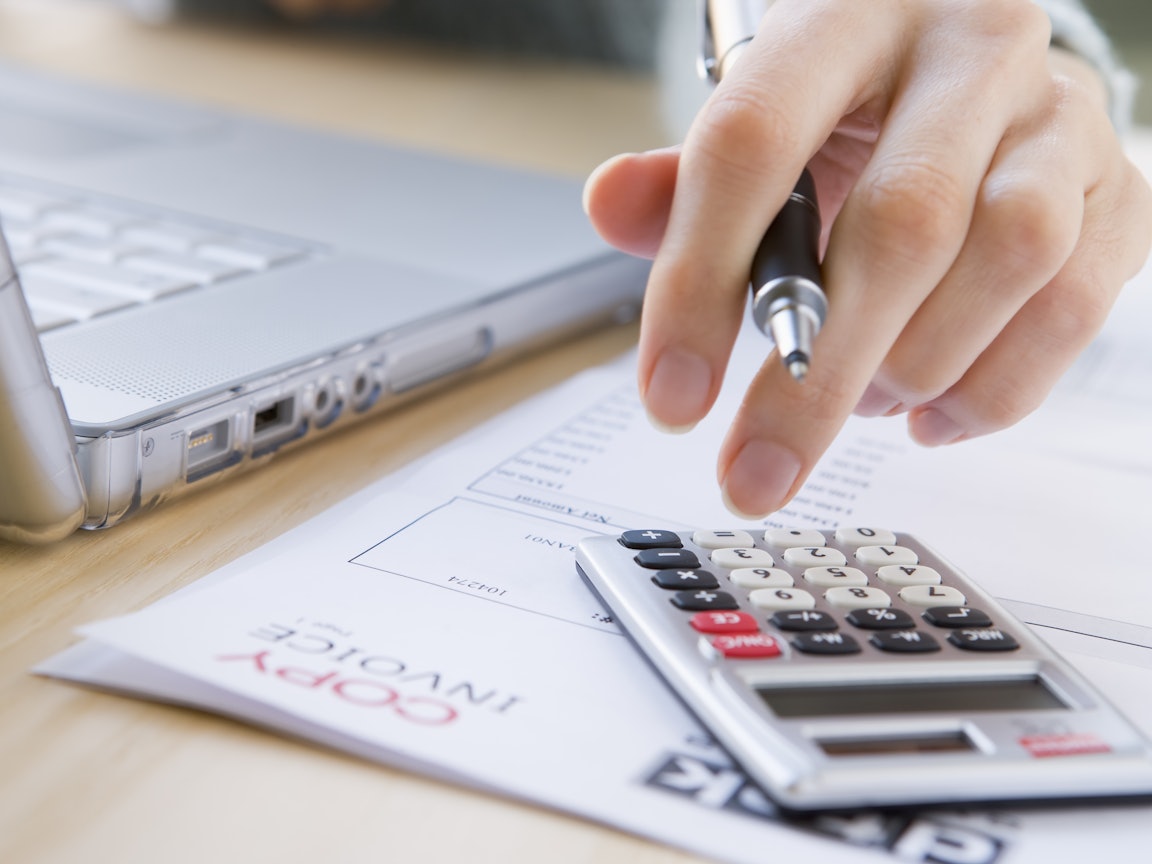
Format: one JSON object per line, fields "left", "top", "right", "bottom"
{"left": 757, "top": 677, "right": 1066, "bottom": 719}
{"left": 817, "top": 731, "right": 975, "bottom": 756}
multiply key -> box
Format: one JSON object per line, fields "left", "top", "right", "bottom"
{"left": 651, "top": 569, "right": 719, "bottom": 589}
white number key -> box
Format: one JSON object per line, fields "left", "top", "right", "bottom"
{"left": 834, "top": 527, "right": 898, "bottom": 547}
{"left": 748, "top": 588, "right": 816, "bottom": 611}
{"left": 876, "top": 565, "right": 942, "bottom": 587}
{"left": 729, "top": 568, "right": 794, "bottom": 589}
{"left": 712, "top": 547, "right": 774, "bottom": 569}
{"left": 899, "top": 585, "right": 967, "bottom": 607}
{"left": 855, "top": 545, "right": 919, "bottom": 567}
{"left": 783, "top": 546, "right": 847, "bottom": 568}
{"left": 803, "top": 566, "right": 868, "bottom": 588}
{"left": 825, "top": 586, "right": 893, "bottom": 609}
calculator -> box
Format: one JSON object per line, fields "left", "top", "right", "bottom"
{"left": 575, "top": 526, "right": 1152, "bottom": 811}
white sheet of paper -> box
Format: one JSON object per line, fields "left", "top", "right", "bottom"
{"left": 38, "top": 137, "right": 1152, "bottom": 864}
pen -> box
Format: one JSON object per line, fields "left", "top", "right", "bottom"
{"left": 701, "top": 0, "right": 827, "bottom": 381}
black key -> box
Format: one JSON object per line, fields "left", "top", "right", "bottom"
{"left": 791, "top": 631, "right": 861, "bottom": 655}
{"left": 651, "top": 568, "right": 719, "bottom": 590}
{"left": 870, "top": 630, "right": 941, "bottom": 653}
{"left": 846, "top": 607, "right": 916, "bottom": 630}
{"left": 923, "top": 606, "right": 994, "bottom": 628}
{"left": 947, "top": 628, "right": 1020, "bottom": 651}
{"left": 620, "top": 529, "right": 683, "bottom": 549}
{"left": 670, "top": 589, "right": 739, "bottom": 611}
{"left": 635, "top": 548, "right": 701, "bottom": 570}
{"left": 770, "top": 610, "right": 838, "bottom": 632}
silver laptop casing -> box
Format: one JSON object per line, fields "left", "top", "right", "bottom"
{"left": 0, "top": 64, "right": 648, "bottom": 541}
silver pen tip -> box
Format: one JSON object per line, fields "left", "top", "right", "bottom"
{"left": 783, "top": 352, "right": 809, "bottom": 382}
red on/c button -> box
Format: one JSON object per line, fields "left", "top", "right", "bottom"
{"left": 690, "top": 610, "right": 759, "bottom": 633}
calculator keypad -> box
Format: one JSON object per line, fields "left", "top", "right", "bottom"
{"left": 650, "top": 569, "right": 719, "bottom": 590}
{"left": 671, "top": 590, "right": 739, "bottom": 611}
{"left": 690, "top": 611, "right": 759, "bottom": 633}
{"left": 576, "top": 526, "right": 1152, "bottom": 810}
{"left": 621, "top": 528, "right": 1019, "bottom": 659}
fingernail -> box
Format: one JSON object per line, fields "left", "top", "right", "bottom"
{"left": 643, "top": 347, "right": 713, "bottom": 433}
{"left": 854, "top": 383, "right": 900, "bottom": 418}
{"left": 911, "top": 407, "right": 966, "bottom": 446}
{"left": 582, "top": 152, "right": 634, "bottom": 216}
{"left": 720, "top": 439, "right": 802, "bottom": 519}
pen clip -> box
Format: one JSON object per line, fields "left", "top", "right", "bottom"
{"left": 698, "top": 0, "right": 719, "bottom": 84}
{"left": 700, "top": 1, "right": 771, "bottom": 85}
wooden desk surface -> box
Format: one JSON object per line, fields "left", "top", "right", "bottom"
{"left": 0, "top": 2, "right": 695, "bottom": 862}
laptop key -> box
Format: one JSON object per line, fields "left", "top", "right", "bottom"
{"left": 26, "top": 303, "right": 78, "bottom": 333}
{"left": 20, "top": 258, "right": 195, "bottom": 300}
{"left": 38, "top": 206, "right": 145, "bottom": 238}
{"left": 196, "top": 237, "right": 307, "bottom": 269}
{"left": 0, "top": 218, "right": 49, "bottom": 248}
{"left": 121, "top": 251, "right": 247, "bottom": 284}
{"left": 0, "top": 186, "right": 72, "bottom": 222}
{"left": 10, "top": 246, "right": 51, "bottom": 267}
{"left": 19, "top": 273, "right": 137, "bottom": 320}
{"left": 121, "top": 222, "right": 225, "bottom": 253}
{"left": 40, "top": 234, "right": 148, "bottom": 265}
{"left": 4, "top": 180, "right": 314, "bottom": 332}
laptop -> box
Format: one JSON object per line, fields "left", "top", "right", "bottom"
{"left": 0, "top": 62, "right": 648, "bottom": 544}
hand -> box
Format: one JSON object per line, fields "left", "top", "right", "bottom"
{"left": 584, "top": 0, "right": 1152, "bottom": 518}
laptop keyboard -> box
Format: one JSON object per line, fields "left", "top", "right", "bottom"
{"left": 0, "top": 177, "right": 311, "bottom": 333}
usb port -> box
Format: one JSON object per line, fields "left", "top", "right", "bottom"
{"left": 253, "top": 397, "right": 294, "bottom": 439}
{"left": 251, "top": 396, "right": 304, "bottom": 457}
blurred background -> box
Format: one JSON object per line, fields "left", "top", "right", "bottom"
{"left": 1090, "top": 0, "right": 1152, "bottom": 124}
{"left": 117, "top": 0, "right": 1152, "bottom": 128}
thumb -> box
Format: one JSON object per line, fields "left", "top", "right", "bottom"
{"left": 584, "top": 147, "right": 681, "bottom": 259}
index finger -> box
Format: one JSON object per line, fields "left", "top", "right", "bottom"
{"left": 714, "top": 2, "right": 1054, "bottom": 517}
{"left": 638, "top": 1, "right": 899, "bottom": 431}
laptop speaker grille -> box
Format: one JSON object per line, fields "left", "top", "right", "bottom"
{"left": 42, "top": 298, "right": 368, "bottom": 404}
